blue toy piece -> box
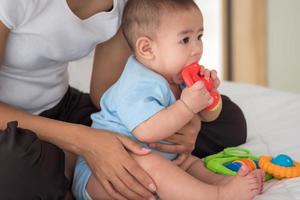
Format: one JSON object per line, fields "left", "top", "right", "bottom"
{"left": 225, "top": 162, "right": 242, "bottom": 172}
{"left": 254, "top": 160, "right": 259, "bottom": 168}
{"left": 271, "top": 154, "right": 294, "bottom": 167}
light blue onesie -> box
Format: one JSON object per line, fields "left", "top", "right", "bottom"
{"left": 73, "top": 56, "right": 177, "bottom": 199}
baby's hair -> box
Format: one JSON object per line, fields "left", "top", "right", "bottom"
{"left": 122, "top": 0, "right": 198, "bottom": 51}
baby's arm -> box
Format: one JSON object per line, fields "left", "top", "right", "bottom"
{"left": 132, "top": 81, "right": 209, "bottom": 143}
{"left": 133, "top": 100, "right": 194, "bottom": 143}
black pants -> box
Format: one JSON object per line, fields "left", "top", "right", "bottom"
{"left": 0, "top": 87, "right": 246, "bottom": 199}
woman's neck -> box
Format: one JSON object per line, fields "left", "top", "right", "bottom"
{"left": 66, "top": 0, "right": 113, "bottom": 20}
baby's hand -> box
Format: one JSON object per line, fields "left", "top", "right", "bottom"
{"left": 180, "top": 81, "right": 213, "bottom": 113}
{"left": 200, "top": 67, "right": 220, "bottom": 90}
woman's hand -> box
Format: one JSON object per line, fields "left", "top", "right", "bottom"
{"left": 149, "top": 115, "right": 201, "bottom": 159}
{"left": 81, "top": 127, "right": 156, "bottom": 200}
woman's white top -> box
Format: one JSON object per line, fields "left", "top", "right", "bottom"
{"left": 0, "top": 0, "right": 126, "bottom": 114}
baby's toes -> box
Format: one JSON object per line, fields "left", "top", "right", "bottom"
{"left": 251, "top": 169, "right": 264, "bottom": 193}
{"left": 249, "top": 177, "right": 261, "bottom": 194}
{"left": 237, "top": 165, "right": 250, "bottom": 177}
{"left": 242, "top": 185, "right": 260, "bottom": 200}
{"left": 250, "top": 186, "right": 261, "bottom": 199}
{"left": 245, "top": 171, "right": 258, "bottom": 181}
{"left": 257, "top": 170, "right": 265, "bottom": 193}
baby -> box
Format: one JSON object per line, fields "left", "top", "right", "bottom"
{"left": 73, "top": 0, "right": 264, "bottom": 199}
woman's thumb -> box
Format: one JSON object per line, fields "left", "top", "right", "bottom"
{"left": 118, "top": 135, "right": 151, "bottom": 155}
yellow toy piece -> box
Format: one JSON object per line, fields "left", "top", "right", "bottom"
{"left": 259, "top": 156, "right": 300, "bottom": 179}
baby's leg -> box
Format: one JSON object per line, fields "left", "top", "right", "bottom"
{"left": 180, "top": 155, "right": 232, "bottom": 185}
{"left": 87, "top": 153, "right": 262, "bottom": 200}
{"left": 182, "top": 155, "right": 264, "bottom": 199}
{"left": 131, "top": 153, "right": 220, "bottom": 200}
{"left": 86, "top": 176, "right": 111, "bottom": 200}
{"left": 133, "top": 153, "right": 263, "bottom": 200}
{"left": 87, "top": 153, "right": 219, "bottom": 200}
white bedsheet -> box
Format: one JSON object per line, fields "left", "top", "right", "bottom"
{"left": 220, "top": 81, "right": 300, "bottom": 200}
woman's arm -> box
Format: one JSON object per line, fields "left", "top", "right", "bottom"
{"left": 0, "top": 22, "right": 155, "bottom": 200}
{"left": 133, "top": 100, "right": 194, "bottom": 143}
{"left": 0, "top": 21, "right": 84, "bottom": 151}
{"left": 0, "top": 21, "right": 9, "bottom": 65}
{"left": 90, "top": 28, "right": 131, "bottom": 108}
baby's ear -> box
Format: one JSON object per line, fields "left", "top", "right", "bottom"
{"left": 135, "top": 36, "right": 155, "bottom": 60}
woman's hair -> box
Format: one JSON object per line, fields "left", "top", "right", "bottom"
{"left": 122, "top": 0, "right": 198, "bottom": 51}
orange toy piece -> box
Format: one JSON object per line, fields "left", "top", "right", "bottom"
{"left": 259, "top": 156, "right": 300, "bottom": 179}
{"left": 239, "top": 158, "right": 257, "bottom": 171}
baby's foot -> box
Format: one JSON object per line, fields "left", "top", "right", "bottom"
{"left": 211, "top": 166, "right": 250, "bottom": 186}
{"left": 218, "top": 167, "right": 264, "bottom": 200}
{"left": 214, "top": 165, "right": 249, "bottom": 186}
{"left": 215, "top": 175, "right": 234, "bottom": 186}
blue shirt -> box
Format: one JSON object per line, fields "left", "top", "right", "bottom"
{"left": 91, "top": 56, "right": 177, "bottom": 160}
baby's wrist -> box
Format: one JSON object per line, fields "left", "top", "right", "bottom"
{"left": 179, "top": 99, "right": 196, "bottom": 114}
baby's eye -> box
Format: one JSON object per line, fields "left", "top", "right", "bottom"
{"left": 180, "top": 37, "right": 190, "bottom": 44}
{"left": 197, "top": 34, "right": 203, "bottom": 40}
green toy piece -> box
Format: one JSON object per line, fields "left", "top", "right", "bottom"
{"left": 204, "top": 147, "right": 273, "bottom": 181}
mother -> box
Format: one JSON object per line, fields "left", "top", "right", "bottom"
{"left": 0, "top": 0, "right": 247, "bottom": 199}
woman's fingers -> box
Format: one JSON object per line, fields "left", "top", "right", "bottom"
{"left": 150, "top": 115, "right": 200, "bottom": 154}
{"left": 101, "top": 179, "right": 127, "bottom": 200}
{"left": 118, "top": 136, "right": 157, "bottom": 197}
{"left": 123, "top": 158, "right": 157, "bottom": 198}
{"left": 84, "top": 132, "right": 156, "bottom": 200}
{"left": 117, "top": 135, "right": 151, "bottom": 155}
{"left": 98, "top": 158, "right": 155, "bottom": 200}
{"left": 149, "top": 142, "right": 185, "bottom": 153}
{"left": 110, "top": 172, "right": 145, "bottom": 200}
{"left": 172, "top": 153, "right": 188, "bottom": 166}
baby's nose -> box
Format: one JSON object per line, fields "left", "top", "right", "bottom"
{"left": 191, "top": 42, "right": 202, "bottom": 57}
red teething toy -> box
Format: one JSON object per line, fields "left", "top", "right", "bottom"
{"left": 181, "top": 63, "right": 221, "bottom": 111}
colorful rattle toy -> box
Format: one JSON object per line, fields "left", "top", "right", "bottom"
{"left": 181, "top": 63, "right": 221, "bottom": 111}
{"left": 205, "top": 147, "right": 300, "bottom": 181}
{"left": 204, "top": 147, "right": 261, "bottom": 176}
{"left": 259, "top": 154, "right": 300, "bottom": 179}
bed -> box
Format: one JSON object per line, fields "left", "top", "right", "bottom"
{"left": 219, "top": 81, "right": 300, "bottom": 200}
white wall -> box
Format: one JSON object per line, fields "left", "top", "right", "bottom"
{"left": 268, "top": 0, "right": 300, "bottom": 93}
{"left": 195, "top": 0, "right": 223, "bottom": 78}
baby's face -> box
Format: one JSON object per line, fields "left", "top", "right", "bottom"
{"left": 153, "top": 7, "right": 204, "bottom": 84}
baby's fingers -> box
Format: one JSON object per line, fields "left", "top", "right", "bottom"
{"left": 191, "top": 81, "right": 204, "bottom": 90}
{"left": 204, "top": 69, "right": 211, "bottom": 79}
{"left": 211, "top": 70, "right": 218, "bottom": 79}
